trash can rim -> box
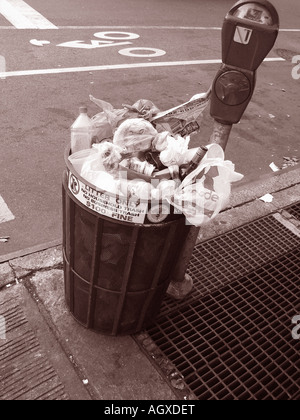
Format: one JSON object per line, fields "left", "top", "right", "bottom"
{"left": 64, "top": 144, "right": 184, "bottom": 227}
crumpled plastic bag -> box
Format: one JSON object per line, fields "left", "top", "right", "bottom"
{"left": 167, "top": 144, "right": 244, "bottom": 226}
{"left": 118, "top": 178, "right": 154, "bottom": 202}
{"left": 92, "top": 142, "right": 123, "bottom": 175}
{"left": 81, "top": 167, "right": 119, "bottom": 195}
{"left": 151, "top": 179, "right": 178, "bottom": 201}
{"left": 80, "top": 143, "right": 123, "bottom": 194}
{"left": 159, "top": 135, "right": 190, "bottom": 167}
{"left": 68, "top": 148, "right": 98, "bottom": 174}
{"left": 91, "top": 112, "right": 113, "bottom": 143}
{"left": 89, "top": 95, "right": 129, "bottom": 131}
{"left": 122, "top": 99, "right": 160, "bottom": 120}
{"left": 151, "top": 131, "right": 170, "bottom": 152}
{"left": 89, "top": 96, "right": 160, "bottom": 143}
{"left": 113, "top": 118, "right": 158, "bottom": 154}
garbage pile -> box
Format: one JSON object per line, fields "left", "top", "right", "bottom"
{"left": 68, "top": 93, "right": 243, "bottom": 226}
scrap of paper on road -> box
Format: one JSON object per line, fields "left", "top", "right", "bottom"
{"left": 0, "top": 194, "right": 14, "bottom": 224}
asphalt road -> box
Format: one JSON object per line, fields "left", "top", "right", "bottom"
{"left": 0, "top": 0, "right": 299, "bottom": 256}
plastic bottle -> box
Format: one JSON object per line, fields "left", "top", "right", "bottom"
{"left": 71, "top": 107, "right": 93, "bottom": 154}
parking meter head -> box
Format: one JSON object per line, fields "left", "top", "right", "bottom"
{"left": 222, "top": 0, "right": 279, "bottom": 71}
{"left": 210, "top": 0, "right": 279, "bottom": 125}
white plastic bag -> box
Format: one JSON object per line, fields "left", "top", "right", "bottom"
{"left": 113, "top": 118, "right": 158, "bottom": 154}
{"left": 91, "top": 112, "right": 113, "bottom": 143}
{"left": 89, "top": 95, "right": 128, "bottom": 131}
{"left": 80, "top": 144, "right": 122, "bottom": 195}
{"left": 159, "top": 135, "right": 190, "bottom": 167}
{"left": 167, "top": 144, "right": 243, "bottom": 226}
{"left": 68, "top": 148, "right": 98, "bottom": 174}
{"left": 92, "top": 142, "right": 123, "bottom": 174}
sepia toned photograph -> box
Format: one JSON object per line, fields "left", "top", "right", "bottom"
{"left": 0, "top": 0, "right": 299, "bottom": 404}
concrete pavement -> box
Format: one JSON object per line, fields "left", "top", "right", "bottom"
{"left": 1, "top": 165, "right": 300, "bottom": 400}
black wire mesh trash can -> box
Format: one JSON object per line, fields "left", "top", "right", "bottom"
{"left": 62, "top": 150, "right": 192, "bottom": 336}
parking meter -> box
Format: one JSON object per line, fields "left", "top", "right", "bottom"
{"left": 168, "top": 0, "right": 279, "bottom": 299}
{"left": 167, "top": 1, "right": 280, "bottom": 301}
{"left": 210, "top": 0, "right": 279, "bottom": 125}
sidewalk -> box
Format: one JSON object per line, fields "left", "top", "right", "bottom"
{"left": 1, "top": 166, "right": 300, "bottom": 400}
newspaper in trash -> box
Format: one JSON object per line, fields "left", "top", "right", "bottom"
{"left": 150, "top": 91, "right": 211, "bottom": 137}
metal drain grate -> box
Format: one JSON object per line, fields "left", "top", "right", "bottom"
{"left": 139, "top": 213, "right": 300, "bottom": 400}
{"left": 160, "top": 215, "right": 300, "bottom": 317}
{"left": 284, "top": 201, "right": 300, "bottom": 221}
{"left": 146, "top": 248, "right": 300, "bottom": 400}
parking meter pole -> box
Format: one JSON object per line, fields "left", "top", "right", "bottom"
{"left": 209, "top": 121, "right": 232, "bottom": 150}
{"left": 167, "top": 0, "right": 279, "bottom": 300}
{"left": 166, "top": 122, "right": 231, "bottom": 300}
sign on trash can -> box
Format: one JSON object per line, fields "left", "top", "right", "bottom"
{"left": 67, "top": 170, "right": 148, "bottom": 224}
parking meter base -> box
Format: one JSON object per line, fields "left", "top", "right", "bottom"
{"left": 167, "top": 274, "right": 194, "bottom": 301}
{"left": 166, "top": 225, "right": 199, "bottom": 297}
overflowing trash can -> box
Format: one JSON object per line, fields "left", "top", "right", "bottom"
{"left": 61, "top": 0, "right": 280, "bottom": 337}
{"left": 62, "top": 92, "right": 244, "bottom": 336}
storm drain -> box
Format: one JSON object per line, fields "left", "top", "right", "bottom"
{"left": 140, "top": 213, "right": 300, "bottom": 400}
{"left": 160, "top": 214, "right": 300, "bottom": 317}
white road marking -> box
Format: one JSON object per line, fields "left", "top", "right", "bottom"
{"left": 279, "top": 29, "right": 300, "bottom": 32}
{"left": 0, "top": 57, "right": 285, "bottom": 79}
{"left": 118, "top": 47, "right": 166, "bottom": 57}
{"left": 57, "top": 31, "right": 139, "bottom": 50}
{"left": 57, "top": 40, "right": 132, "bottom": 49}
{"left": 60, "top": 26, "right": 224, "bottom": 31}
{"left": 93, "top": 31, "right": 140, "bottom": 40}
{"left": 0, "top": 0, "right": 57, "bottom": 29}
{"left": 34, "top": 26, "right": 300, "bottom": 32}
{"left": 0, "top": 195, "right": 14, "bottom": 224}
{"left": 0, "top": 25, "right": 298, "bottom": 31}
